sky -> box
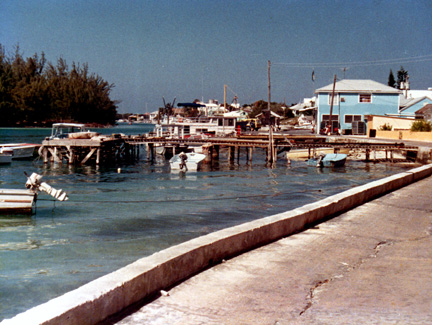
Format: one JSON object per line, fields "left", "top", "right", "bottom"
{"left": 1, "top": 0, "right": 432, "bottom": 114}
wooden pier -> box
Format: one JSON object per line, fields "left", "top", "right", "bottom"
{"left": 39, "top": 137, "right": 140, "bottom": 165}
{"left": 38, "top": 133, "right": 418, "bottom": 165}
{"left": 124, "top": 134, "right": 417, "bottom": 164}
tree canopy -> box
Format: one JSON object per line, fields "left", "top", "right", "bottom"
{"left": 0, "top": 45, "right": 118, "bottom": 126}
{"left": 387, "top": 69, "right": 396, "bottom": 88}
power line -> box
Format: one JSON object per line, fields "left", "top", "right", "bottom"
{"left": 273, "top": 54, "right": 432, "bottom": 68}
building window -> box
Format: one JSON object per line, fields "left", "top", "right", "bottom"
{"left": 328, "top": 93, "right": 339, "bottom": 105}
{"left": 359, "top": 94, "right": 372, "bottom": 103}
{"left": 344, "top": 115, "right": 362, "bottom": 123}
{"left": 322, "top": 114, "right": 339, "bottom": 122}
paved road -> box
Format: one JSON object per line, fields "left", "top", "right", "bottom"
{"left": 114, "top": 176, "right": 432, "bottom": 324}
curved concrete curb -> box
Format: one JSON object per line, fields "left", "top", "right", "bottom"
{"left": 3, "top": 164, "right": 432, "bottom": 325}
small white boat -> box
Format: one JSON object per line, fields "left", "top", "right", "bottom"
{"left": 0, "top": 148, "right": 13, "bottom": 164}
{"left": 0, "top": 143, "right": 38, "bottom": 159}
{"left": 286, "top": 148, "right": 350, "bottom": 160}
{"left": 48, "top": 123, "right": 98, "bottom": 140}
{"left": 0, "top": 189, "right": 37, "bottom": 214}
{"left": 307, "top": 153, "right": 347, "bottom": 168}
{"left": 169, "top": 152, "right": 206, "bottom": 172}
{"left": 0, "top": 172, "right": 69, "bottom": 214}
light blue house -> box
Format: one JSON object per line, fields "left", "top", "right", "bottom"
{"left": 315, "top": 79, "right": 401, "bottom": 134}
{"left": 399, "top": 96, "right": 432, "bottom": 116}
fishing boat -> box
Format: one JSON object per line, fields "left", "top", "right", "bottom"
{"left": 0, "top": 143, "right": 38, "bottom": 159}
{"left": 307, "top": 153, "right": 347, "bottom": 168}
{"left": 0, "top": 148, "right": 13, "bottom": 164}
{"left": 0, "top": 172, "right": 69, "bottom": 214}
{"left": 287, "top": 147, "right": 350, "bottom": 160}
{"left": 169, "top": 152, "right": 206, "bottom": 172}
{"left": 48, "top": 123, "right": 98, "bottom": 140}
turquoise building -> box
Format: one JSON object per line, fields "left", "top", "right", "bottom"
{"left": 315, "top": 79, "right": 401, "bottom": 134}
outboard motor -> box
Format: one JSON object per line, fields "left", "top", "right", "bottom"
{"left": 25, "top": 172, "right": 69, "bottom": 201}
{"left": 179, "top": 152, "right": 188, "bottom": 172}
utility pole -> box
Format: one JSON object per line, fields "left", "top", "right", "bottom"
{"left": 267, "top": 60, "right": 274, "bottom": 163}
{"left": 224, "top": 84, "right": 227, "bottom": 112}
{"left": 328, "top": 74, "right": 337, "bottom": 135}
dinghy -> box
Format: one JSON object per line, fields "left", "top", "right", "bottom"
{"left": 0, "top": 172, "right": 69, "bottom": 214}
{"left": 169, "top": 152, "right": 206, "bottom": 172}
{"left": 307, "top": 153, "right": 347, "bottom": 168}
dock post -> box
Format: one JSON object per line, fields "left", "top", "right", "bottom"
{"left": 365, "top": 149, "right": 370, "bottom": 162}
{"left": 146, "top": 144, "right": 151, "bottom": 161}
{"left": 248, "top": 147, "right": 253, "bottom": 162}
{"left": 96, "top": 148, "right": 100, "bottom": 165}
{"left": 42, "top": 147, "right": 48, "bottom": 164}
{"left": 203, "top": 145, "right": 212, "bottom": 163}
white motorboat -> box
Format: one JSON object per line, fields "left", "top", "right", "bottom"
{"left": 169, "top": 152, "right": 206, "bottom": 172}
{"left": 0, "top": 172, "right": 69, "bottom": 214}
{"left": 307, "top": 153, "right": 347, "bottom": 168}
{"left": 48, "top": 123, "right": 98, "bottom": 140}
{"left": 0, "top": 148, "right": 13, "bottom": 164}
{"left": 0, "top": 189, "right": 37, "bottom": 213}
{"left": 0, "top": 143, "right": 38, "bottom": 159}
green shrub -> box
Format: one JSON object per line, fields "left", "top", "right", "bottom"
{"left": 411, "top": 120, "right": 432, "bottom": 132}
{"left": 379, "top": 123, "right": 392, "bottom": 131}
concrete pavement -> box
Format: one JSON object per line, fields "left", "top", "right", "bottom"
{"left": 115, "top": 176, "right": 432, "bottom": 324}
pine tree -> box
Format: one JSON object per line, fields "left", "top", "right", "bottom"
{"left": 396, "top": 66, "right": 408, "bottom": 89}
{"left": 387, "top": 69, "right": 396, "bottom": 88}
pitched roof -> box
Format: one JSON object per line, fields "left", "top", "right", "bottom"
{"left": 415, "top": 104, "right": 432, "bottom": 114}
{"left": 315, "top": 79, "right": 402, "bottom": 94}
{"left": 400, "top": 96, "right": 432, "bottom": 111}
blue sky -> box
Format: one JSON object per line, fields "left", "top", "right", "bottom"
{"left": 1, "top": 0, "right": 432, "bottom": 113}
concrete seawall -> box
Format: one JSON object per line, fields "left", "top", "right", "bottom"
{"left": 4, "top": 164, "right": 432, "bottom": 325}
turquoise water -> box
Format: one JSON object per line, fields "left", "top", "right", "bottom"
{"left": 0, "top": 126, "right": 411, "bottom": 320}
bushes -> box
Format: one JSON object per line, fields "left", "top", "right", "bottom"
{"left": 411, "top": 120, "right": 432, "bottom": 132}
{"left": 379, "top": 123, "right": 392, "bottom": 131}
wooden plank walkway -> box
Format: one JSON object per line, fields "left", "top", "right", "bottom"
{"left": 37, "top": 133, "right": 419, "bottom": 165}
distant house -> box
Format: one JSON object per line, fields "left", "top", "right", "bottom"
{"left": 415, "top": 104, "right": 432, "bottom": 121}
{"left": 315, "top": 79, "right": 401, "bottom": 134}
{"left": 399, "top": 96, "right": 432, "bottom": 116}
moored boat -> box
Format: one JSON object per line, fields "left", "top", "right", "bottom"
{"left": 48, "top": 123, "right": 98, "bottom": 140}
{"left": 0, "top": 148, "right": 13, "bottom": 164}
{"left": 0, "top": 172, "right": 69, "bottom": 214}
{"left": 169, "top": 152, "right": 206, "bottom": 172}
{"left": 0, "top": 189, "right": 37, "bottom": 214}
{"left": 307, "top": 153, "right": 347, "bottom": 168}
{"left": 287, "top": 147, "right": 350, "bottom": 160}
{"left": 0, "top": 143, "right": 38, "bottom": 159}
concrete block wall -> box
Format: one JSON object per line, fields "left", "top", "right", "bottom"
{"left": 3, "top": 164, "right": 432, "bottom": 325}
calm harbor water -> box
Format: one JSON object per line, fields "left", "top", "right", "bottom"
{"left": 0, "top": 125, "right": 412, "bottom": 320}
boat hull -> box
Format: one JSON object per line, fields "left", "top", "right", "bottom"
{"left": 170, "top": 153, "right": 206, "bottom": 172}
{"left": 0, "top": 152, "right": 12, "bottom": 164}
{"left": 307, "top": 153, "right": 347, "bottom": 167}
{"left": 287, "top": 148, "right": 350, "bottom": 160}
{"left": 0, "top": 144, "right": 38, "bottom": 159}
{"left": 0, "top": 189, "right": 37, "bottom": 214}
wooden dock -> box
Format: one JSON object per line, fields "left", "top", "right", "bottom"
{"left": 38, "top": 133, "right": 419, "bottom": 165}
{"left": 39, "top": 137, "right": 140, "bottom": 165}
{"left": 124, "top": 134, "right": 417, "bottom": 164}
